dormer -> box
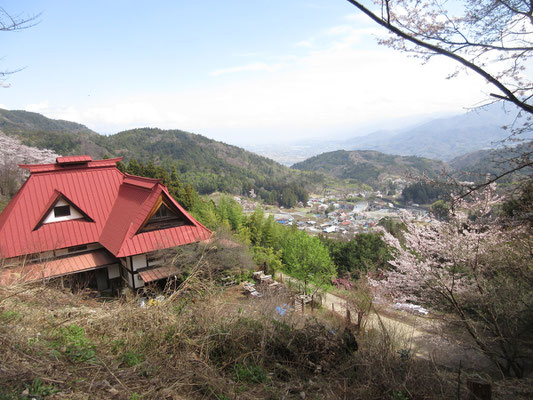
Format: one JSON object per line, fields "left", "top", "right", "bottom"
{"left": 44, "top": 198, "right": 84, "bottom": 223}
{"left": 34, "top": 192, "right": 94, "bottom": 230}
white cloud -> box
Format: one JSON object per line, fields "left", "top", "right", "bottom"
{"left": 25, "top": 101, "right": 51, "bottom": 113}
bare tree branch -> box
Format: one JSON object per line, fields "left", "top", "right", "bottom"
{"left": 345, "top": 0, "right": 533, "bottom": 114}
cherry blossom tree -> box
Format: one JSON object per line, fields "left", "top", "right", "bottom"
{"left": 375, "top": 187, "right": 533, "bottom": 377}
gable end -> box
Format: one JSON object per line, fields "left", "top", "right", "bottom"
{"left": 137, "top": 193, "right": 193, "bottom": 234}
{"left": 34, "top": 192, "right": 95, "bottom": 230}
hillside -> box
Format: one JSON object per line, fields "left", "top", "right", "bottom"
{"left": 449, "top": 141, "right": 533, "bottom": 183}
{"left": 0, "top": 109, "right": 106, "bottom": 156}
{"left": 292, "top": 149, "right": 445, "bottom": 188}
{"left": 0, "top": 109, "right": 321, "bottom": 201}
{"left": 99, "top": 128, "right": 320, "bottom": 196}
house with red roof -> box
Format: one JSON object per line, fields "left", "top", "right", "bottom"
{"left": 0, "top": 156, "right": 211, "bottom": 290}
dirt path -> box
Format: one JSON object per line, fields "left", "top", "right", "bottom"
{"left": 276, "top": 272, "right": 493, "bottom": 372}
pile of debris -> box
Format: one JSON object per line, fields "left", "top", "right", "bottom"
{"left": 243, "top": 281, "right": 262, "bottom": 297}
{"left": 242, "top": 270, "right": 282, "bottom": 298}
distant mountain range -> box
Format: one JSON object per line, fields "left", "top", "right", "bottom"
{"left": 249, "top": 103, "right": 530, "bottom": 165}
{"left": 343, "top": 103, "right": 528, "bottom": 161}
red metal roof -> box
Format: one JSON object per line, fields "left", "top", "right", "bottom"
{"left": 56, "top": 155, "right": 92, "bottom": 164}
{"left": 138, "top": 265, "right": 180, "bottom": 283}
{"left": 0, "top": 249, "right": 116, "bottom": 285}
{"left": 99, "top": 179, "right": 211, "bottom": 257}
{"left": 0, "top": 156, "right": 211, "bottom": 260}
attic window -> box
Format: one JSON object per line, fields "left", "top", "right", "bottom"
{"left": 152, "top": 205, "right": 172, "bottom": 220}
{"left": 34, "top": 194, "right": 95, "bottom": 230}
{"left": 139, "top": 202, "right": 192, "bottom": 233}
{"left": 54, "top": 205, "right": 71, "bottom": 218}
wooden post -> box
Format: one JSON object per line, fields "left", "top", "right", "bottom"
{"left": 346, "top": 308, "right": 351, "bottom": 325}
{"left": 467, "top": 379, "right": 491, "bottom": 400}
{"left": 332, "top": 303, "right": 335, "bottom": 312}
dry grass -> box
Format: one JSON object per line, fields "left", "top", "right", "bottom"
{"left": 1, "top": 277, "right": 529, "bottom": 399}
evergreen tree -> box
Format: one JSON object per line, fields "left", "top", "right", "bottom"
{"left": 248, "top": 206, "right": 264, "bottom": 245}
{"left": 261, "top": 215, "right": 275, "bottom": 248}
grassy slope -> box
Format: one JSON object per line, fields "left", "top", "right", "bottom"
{"left": 0, "top": 282, "right": 460, "bottom": 400}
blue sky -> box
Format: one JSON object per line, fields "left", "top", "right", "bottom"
{"left": 1, "top": 0, "right": 489, "bottom": 144}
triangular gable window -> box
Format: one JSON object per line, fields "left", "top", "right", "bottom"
{"left": 138, "top": 195, "right": 192, "bottom": 233}
{"left": 34, "top": 193, "right": 94, "bottom": 230}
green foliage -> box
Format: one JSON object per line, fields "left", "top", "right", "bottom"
{"left": 391, "top": 390, "right": 409, "bottom": 400}
{"left": 100, "top": 127, "right": 316, "bottom": 204}
{"left": 23, "top": 378, "right": 59, "bottom": 399}
{"left": 280, "top": 229, "right": 335, "bottom": 292}
{"left": 502, "top": 181, "right": 533, "bottom": 227}
{"left": 247, "top": 207, "right": 265, "bottom": 245}
{"left": 0, "top": 310, "right": 21, "bottom": 322}
{"left": 261, "top": 215, "right": 275, "bottom": 247}
{"left": 0, "top": 109, "right": 103, "bottom": 155}
{"left": 233, "top": 363, "right": 268, "bottom": 384}
{"left": 401, "top": 181, "right": 451, "bottom": 204}
{"left": 0, "top": 198, "right": 8, "bottom": 214}
{"left": 378, "top": 217, "right": 407, "bottom": 242}
{"left": 191, "top": 200, "right": 219, "bottom": 229}
{"left": 450, "top": 142, "right": 533, "bottom": 184}
{"left": 252, "top": 246, "right": 283, "bottom": 273}
{"left": 324, "top": 233, "right": 392, "bottom": 277}
{"left": 217, "top": 195, "right": 243, "bottom": 230}
{"left": 430, "top": 200, "right": 450, "bottom": 221}
{"left": 119, "top": 350, "right": 146, "bottom": 367}
{"left": 52, "top": 324, "right": 96, "bottom": 363}
{"left": 0, "top": 108, "right": 318, "bottom": 205}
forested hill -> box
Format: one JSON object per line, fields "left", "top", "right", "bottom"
{"left": 292, "top": 150, "right": 445, "bottom": 188}
{"left": 0, "top": 109, "right": 321, "bottom": 204}
{"left": 100, "top": 128, "right": 320, "bottom": 200}
{"left": 448, "top": 141, "right": 533, "bottom": 183}
{"left": 0, "top": 109, "right": 105, "bottom": 155}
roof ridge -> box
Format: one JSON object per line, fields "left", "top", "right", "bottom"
{"left": 19, "top": 157, "right": 123, "bottom": 173}
{"left": 123, "top": 173, "right": 161, "bottom": 183}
